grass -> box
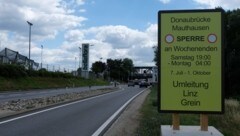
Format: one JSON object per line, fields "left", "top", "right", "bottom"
{"left": 136, "top": 86, "right": 240, "bottom": 136}
{"left": 0, "top": 76, "right": 108, "bottom": 92}
{"left": 209, "top": 99, "right": 240, "bottom": 136}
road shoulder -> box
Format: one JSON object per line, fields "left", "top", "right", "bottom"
{"left": 104, "top": 88, "right": 150, "bottom": 136}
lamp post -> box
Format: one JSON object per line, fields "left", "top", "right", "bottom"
{"left": 41, "top": 45, "right": 43, "bottom": 69}
{"left": 75, "top": 57, "right": 77, "bottom": 71}
{"left": 27, "top": 21, "right": 33, "bottom": 70}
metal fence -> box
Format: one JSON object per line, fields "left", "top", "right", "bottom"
{"left": 0, "top": 48, "right": 78, "bottom": 73}
{"left": 0, "top": 48, "right": 39, "bottom": 70}
{"left": 40, "top": 63, "right": 77, "bottom": 73}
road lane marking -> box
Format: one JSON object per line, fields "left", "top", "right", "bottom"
{"left": 92, "top": 88, "right": 147, "bottom": 136}
{"left": 0, "top": 89, "right": 120, "bottom": 125}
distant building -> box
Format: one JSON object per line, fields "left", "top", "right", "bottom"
{"left": 0, "top": 48, "right": 39, "bottom": 70}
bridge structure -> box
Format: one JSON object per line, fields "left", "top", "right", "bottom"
{"left": 131, "top": 66, "right": 158, "bottom": 83}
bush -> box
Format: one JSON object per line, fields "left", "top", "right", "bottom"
{"left": 0, "top": 64, "right": 27, "bottom": 78}
{"left": 0, "top": 64, "right": 76, "bottom": 79}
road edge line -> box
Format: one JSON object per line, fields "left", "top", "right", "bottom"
{"left": 0, "top": 88, "right": 122, "bottom": 125}
{"left": 92, "top": 88, "right": 148, "bottom": 136}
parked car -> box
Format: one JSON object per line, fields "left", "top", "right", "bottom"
{"left": 139, "top": 81, "right": 150, "bottom": 88}
{"left": 128, "top": 80, "right": 135, "bottom": 87}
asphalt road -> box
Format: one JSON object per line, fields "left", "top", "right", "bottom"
{"left": 0, "top": 85, "right": 145, "bottom": 136}
{"left": 0, "top": 86, "right": 114, "bottom": 103}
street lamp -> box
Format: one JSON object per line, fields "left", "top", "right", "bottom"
{"left": 41, "top": 45, "right": 43, "bottom": 69}
{"left": 27, "top": 21, "right": 33, "bottom": 70}
{"left": 75, "top": 57, "right": 77, "bottom": 71}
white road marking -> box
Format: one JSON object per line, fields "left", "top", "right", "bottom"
{"left": 0, "top": 90, "right": 119, "bottom": 125}
{"left": 92, "top": 88, "right": 147, "bottom": 136}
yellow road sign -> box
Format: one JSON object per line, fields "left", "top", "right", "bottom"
{"left": 158, "top": 9, "right": 224, "bottom": 113}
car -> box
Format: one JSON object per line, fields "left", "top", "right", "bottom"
{"left": 128, "top": 80, "right": 135, "bottom": 87}
{"left": 139, "top": 81, "right": 150, "bottom": 88}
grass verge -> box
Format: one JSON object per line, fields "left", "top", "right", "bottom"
{"left": 0, "top": 77, "right": 108, "bottom": 92}
{"left": 136, "top": 86, "right": 240, "bottom": 136}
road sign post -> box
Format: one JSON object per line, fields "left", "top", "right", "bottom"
{"left": 200, "top": 114, "right": 208, "bottom": 131}
{"left": 172, "top": 113, "right": 180, "bottom": 130}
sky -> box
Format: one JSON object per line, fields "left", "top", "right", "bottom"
{"left": 0, "top": 0, "right": 239, "bottom": 72}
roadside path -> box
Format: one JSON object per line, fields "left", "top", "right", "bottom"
{"left": 104, "top": 88, "right": 150, "bottom": 136}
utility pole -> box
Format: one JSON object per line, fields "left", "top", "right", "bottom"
{"left": 41, "top": 45, "right": 43, "bottom": 69}
{"left": 27, "top": 21, "right": 33, "bottom": 70}
{"left": 75, "top": 57, "right": 77, "bottom": 71}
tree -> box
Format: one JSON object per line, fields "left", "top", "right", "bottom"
{"left": 91, "top": 61, "right": 106, "bottom": 78}
{"left": 107, "top": 59, "right": 122, "bottom": 80}
{"left": 224, "top": 9, "right": 240, "bottom": 98}
{"left": 122, "top": 58, "right": 134, "bottom": 81}
{"left": 153, "top": 46, "right": 159, "bottom": 66}
{"left": 106, "top": 58, "right": 134, "bottom": 81}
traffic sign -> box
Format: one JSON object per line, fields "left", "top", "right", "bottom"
{"left": 158, "top": 9, "right": 224, "bottom": 113}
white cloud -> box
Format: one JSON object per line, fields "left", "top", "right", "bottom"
{"left": 64, "top": 30, "right": 85, "bottom": 42}
{"left": 0, "top": 0, "right": 158, "bottom": 71}
{"left": 0, "top": 32, "right": 8, "bottom": 50}
{"left": 0, "top": 0, "right": 86, "bottom": 41}
{"left": 46, "top": 24, "right": 158, "bottom": 70}
{"left": 159, "top": 0, "right": 171, "bottom": 4}
{"left": 79, "top": 9, "right": 86, "bottom": 13}
{"left": 0, "top": 0, "right": 87, "bottom": 71}
{"left": 86, "top": 25, "right": 150, "bottom": 49}
{"left": 145, "top": 24, "right": 158, "bottom": 46}
{"left": 193, "top": 0, "right": 240, "bottom": 9}
{"left": 76, "top": 0, "right": 85, "bottom": 5}
{"left": 62, "top": 25, "right": 157, "bottom": 67}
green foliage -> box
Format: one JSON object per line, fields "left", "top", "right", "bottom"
{"left": 0, "top": 64, "right": 27, "bottom": 78}
{"left": 136, "top": 86, "right": 166, "bottom": 135}
{"left": 225, "top": 9, "right": 240, "bottom": 98}
{"left": 153, "top": 46, "right": 159, "bottom": 66}
{"left": 92, "top": 58, "right": 134, "bottom": 81}
{"left": 136, "top": 86, "right": 239, "bottom": 136}
{"left": 209, "top": 99, "right": 240, "bottom": 136}
{"left": 106, "top": 58, "right": 134, "bottom": 81}
{"left": 91, "top": 61, "right": 106, "bottom": 77}
{"left": 0, "top": 64, "right": 75, "bottom": 79}
{"left": 0, "top": 76, "right": 108, "bottom": 91}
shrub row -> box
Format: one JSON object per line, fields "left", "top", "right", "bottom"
{"left": 0, "top": 64, "right": 74, "bottom": 78}
{"left": 0, "top": 64, "right": 27, "bottom": 78}
{"left": 37, "top": 69, "right": 73, "bottom": 78}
